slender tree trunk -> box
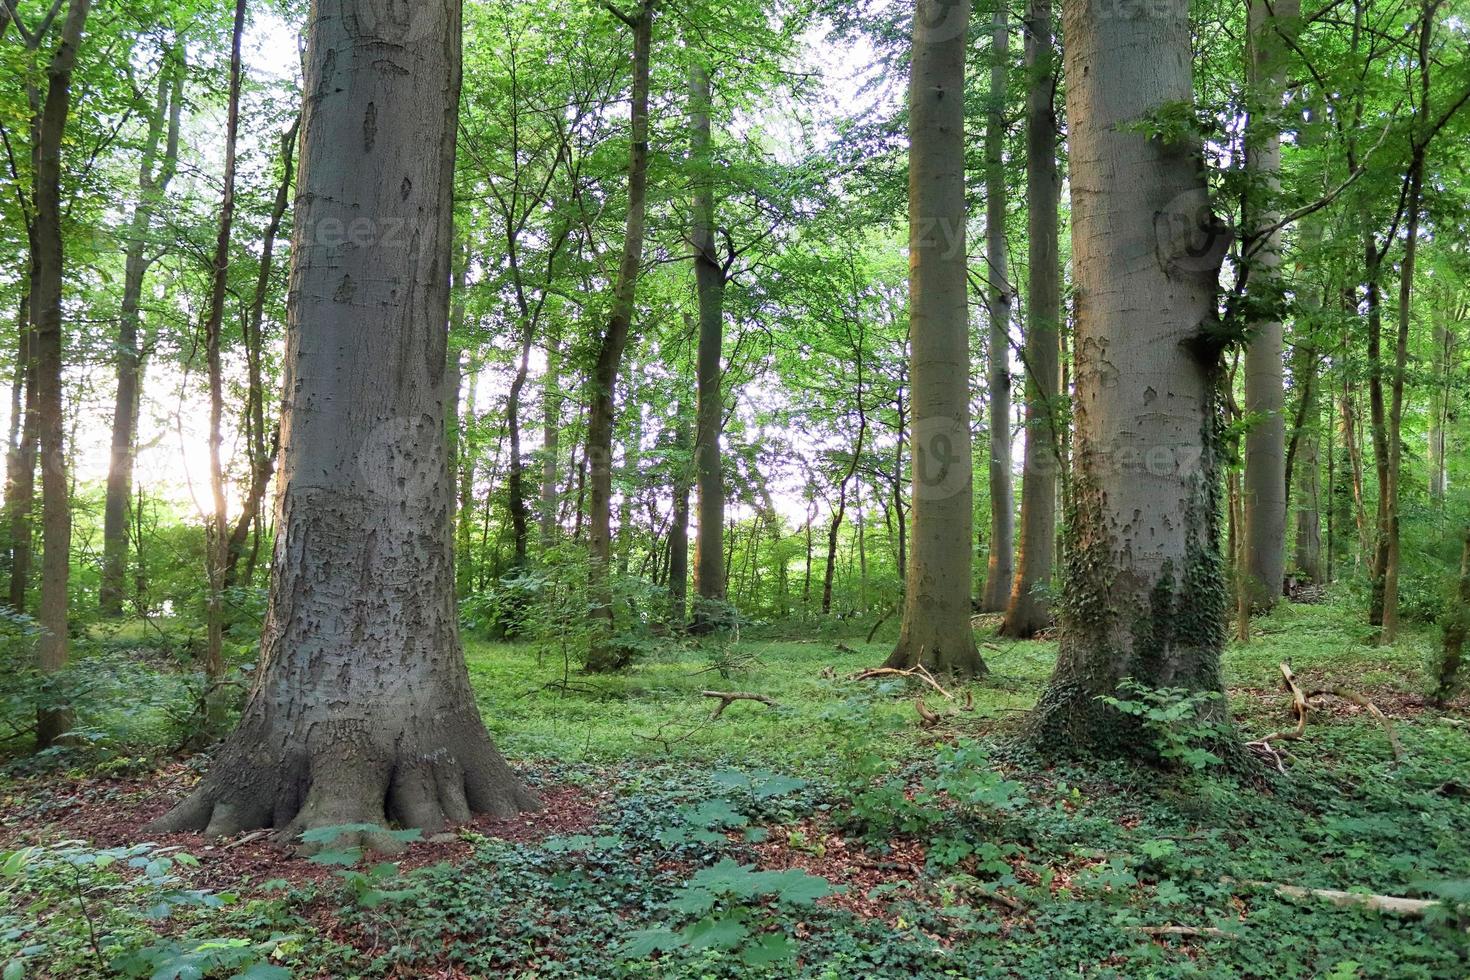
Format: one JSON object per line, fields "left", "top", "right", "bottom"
{"left": 101, "top": 52, "right": 183, "bottom": 615}
{"left": 1240, "top": 0, "right": 1296, "bottom": 613}
{"left": 198, "top": 0, "right": 248, "bottom": 736}
{"left": 885, "top": 0, "right": 982, "bottom": 675}
{"left": 980, "top": 7, "right": 1014, "bottom": 613}
{"left": 585, "top": 0, "right": 655, "bottom": 670}
{"left": 669, "top": 408, "right": 690, "bottom": 622}
{"left": 539, "top": 324, "right": 561, "bottom": 550}
{"left": 32, "top": 0, "right": 91, "bottom": 749}
{"left": 690, "top": 61, "right": 727, "bottom": 623}
{"left": 1295, "top": 431, "right": 1323, "bottom": 583}
{"left": 1427, "top": 313, "right": 1452, "bottom": 503}
{"left": 506, "top": 322, "right": 534, "bottom": 566}
{"left": 148, "top": 0, "right": 536, "bottom": 842}
{"left": 1001, "top": 0, "right": 1060, "bottom": 639}
{"left": 1365, "top": 237, "right": 1390, "bottom": 626}
{"left": 5, "top": 296, "right": 35, "bottom": 613}
{"left": 224, "top": 114, "right": 299, "bottom": 591}
{"left": 1027, "top": 0, "right": 1233, "bottom": 755}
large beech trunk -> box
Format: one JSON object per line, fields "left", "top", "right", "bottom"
{"left": 690, "top": 61, "right": 727, "bottom": 622}
{"left": 101, "top": 49, "right": 183, "bottom": 616}
{"left": 1240, "top": 0, "right": 1297, "bottom": 612}
{"left": 585, "top": 0, "right": 655, "bottom": 670}
{"left": 980, "top": 8, "right": 1014, "bottom": 613}
{"left": 147, "top": 0, "right": 536, "bottom": 842}
{"left": 1027, "top": 0, "right": 1233, "bottom": 753}
{"left": 885, "top": 0, "right": 982, "bottom": 677}
{"left": 32, "top": 0, "right": 91, "bottom": 748}
{"left": 1000, "top": 0, "right": 1060, "bottom": 639}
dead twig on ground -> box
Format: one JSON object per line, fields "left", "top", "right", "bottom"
{"left": 700, "top": 690, "right": 779, "bottom": 720}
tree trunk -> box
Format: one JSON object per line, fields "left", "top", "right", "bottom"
{"left": 1026, "top": 0, "right": 1233, "bottom": 755}
{"left": 585, "top": 0, "right": 655, "bottom": 671}
{"left": 980, "top": 7, "right": 1014, "bottom": 613}
{"left": 1000, "top": 0, "right": 1060, "bottom": 639}
{"left": 224, "top": 113, "right": 300, "bottom": 591}
{"left": 885, "top": 0, "right": 982, "bottom": 676}
{"left": 1240, "top": 0, "right": 1296, "bottom": 613}
{"left": 5, "top": 296, "right": 36, "bottom": 613}
{"left": 32, "top": 0, "right": 91, "bottom": 749}
{"left": 101, "top": 50, "right": 183, "bottom": 616}
{"left": 1295, "top": 431, "right": 1323, "bottom": 583}
{"left": 669, "top": 408, "right": 690, "bottom": 623}
{"left": 146, "top": 0, "right": 536, "bottom": 843}
{"left": 199, "top": 0, "right": 248, "bottom": 736}
{"left": 1427, "top": 313, "right": 1452, "bottom": 503}
{"left": 1434, "top": 529, "right": 1470, "bottom": 707}
{"left": 539, "top": 325, "right": 561, "bottom": 550}
{"left": 690, "top": 61, "right": 727, "bottom": 623}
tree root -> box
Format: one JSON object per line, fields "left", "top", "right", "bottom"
{"left": 700, "top": 690, "right": 780, "bottom": 720}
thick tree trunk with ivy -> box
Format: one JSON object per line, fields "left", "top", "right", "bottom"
{"left": 585, "top": 0, "right": 655, "bottom": 670}
{"left": 1000, "top": 0, "right": 1059, "bottom": 639}
{"left": 980, "top": 7, "right": 1014, "bottom": 613}
{"left": 885, "top": 0, "right": 982, "bottom": 677}
{"left": 147, "top": 0, "right": 537, "bottom": 843}
{"left": 1026, "top": 0, "right": 1233, "bottom": 754}
{"left": 32, "top": 0, "right": 91, "bottom": 748}
{"left": 101, "top": 49, "right": 182, "bottom": 616}
{"left": 1240, "top": 0, "right": 1297, "bottom": 613}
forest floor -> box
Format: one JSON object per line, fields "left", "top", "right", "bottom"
{"left": 3, "top": 597, "right": 1469, "bottom": 978}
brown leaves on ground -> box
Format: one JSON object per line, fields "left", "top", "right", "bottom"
{"left": 0, "top": 759, "right": 605, "bottom": 895}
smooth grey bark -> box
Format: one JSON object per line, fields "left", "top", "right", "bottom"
{"left": 1027, "top": 0, "right": 1233, "bottom": 755}
{"left": 885, "top": 0, "right": 982, "bottom": 676}
{"left": 585, "top": 0, "right": 655, "bottom": 670}
{"left": 980, "top": 7, "right": 1014, "bottom": 613}
{"left": 32, "top": 0, "right": 91, "bottom": 749}
{"left": 690, "top": 60, "right": 727, "bottom": 622}
{"left": 1294, "top": 431, "right": 1323, "bottom": 583}
{"left": 101, "top": 50, "right": 183, "bottom": 616}
{"left": 147, "top": 0, "right": 536, "bottom": 842}
{"left": 1240, "top": 0, "right": 1297, "bottom": 613}
{"left": 1000, "top": 0, "right": 1060, "bottom": 639}
{"left": 668, "top": 406, "right": 690, "bottom": 622}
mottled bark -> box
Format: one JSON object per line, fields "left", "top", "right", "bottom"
{"left": 668, "top": 409, "right": 690, "bottom": 622}
{"left": 32, "top": 0, "right": 91, "bottom": 749}
{"left": 585, "top": 0, "right": 655, "bottom": 670}
{"left": 1000, "top": 0, "right": 1060, "bottom": 639}
{"left": 980, "top": 7, "right": 1014, "bottom": 613}
{"left": 1434, "top": 530, "right": 1470, "bottom": 706}
{"left": 147, "top": 0, "right": 536, "bottom": 842}
{"left": 101, "top": 48, "right": 183, "bottom": 616}
{"left": 1295, "top": 432, "right": 1323, "bottom": 583}
{"left": 885, "top": 0, "right": 982, "bottom": 676}
{"left": 1027, "top": 0, "right": 1233, "bottom": 755}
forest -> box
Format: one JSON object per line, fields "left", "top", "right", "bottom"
{"left": 1, "top": 0, "right": 1469, "bottom": 975}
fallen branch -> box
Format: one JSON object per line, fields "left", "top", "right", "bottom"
{"left": 700, "top": 690, "right": 779, "bottom": 720}
{"left": 851, "top": 664, "right": 956, "bottom": 701}
{"left": 1244, "top": 880, "right": 1444, "bottom": 919}
{"left": 1246, "top": 662, "right": 1310, "bottom": 773}
{"left": 1308, "top": 688, "right": 1405, "bottom": 764}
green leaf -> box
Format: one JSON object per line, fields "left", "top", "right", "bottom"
{"left": 681, "top": 914, "right": 748, "bottom": 950}
{"left": 620, "top": 928, "right": 681, "bottom": 958}
{"left": 741, "top": 933, "right": 796, "bottom": 966}
{"left": 228, "top": 965, "right": 291, "bottom": 980}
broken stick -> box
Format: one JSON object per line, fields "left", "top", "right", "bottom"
{"left": 700, "top": 690, "right": 779, "bottom": 720}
